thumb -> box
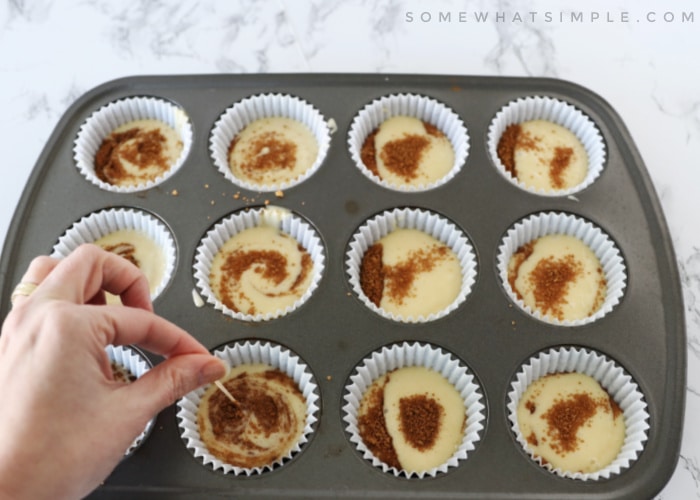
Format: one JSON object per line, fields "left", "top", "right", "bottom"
{"left": 123, "top": 354, "right": 227, "bottom": 418}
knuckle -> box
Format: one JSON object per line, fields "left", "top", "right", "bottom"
{"left": 73, "top": 243, "right": 100, "bottom": 260}
{"left": 28, "top": 255, "right": 55, "bottom": 274}
{"left": 163, "top": 369, "right": 188, "bottom": 406}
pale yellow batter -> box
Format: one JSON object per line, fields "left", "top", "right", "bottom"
{"left": 358, "top": 366, "right": 466, "bottom": 473}
{"left": 510, "top": 120, "right": 587, "bottom": 192}
{"left": 364, "top": 229, "right": 461, "bottom": 318}
{"left": 383, "top": 366, "right": 466, "bottom": 472}
{"left": 209, "top": 226, "right": 313, "bottom": 316}
{"left": 373, "top": 116, "right": 454, "bottom": 187}
{"left": 508, "top": 234, "right": 606, "bottom": 321}
{"left": 517, "top": 372, "right": 625, "bottom": 473}
{"left": 96, "top": 119, "right": 183, "bottom": 187}
{"left": 228, "top": 117, "right": 318, "bottom": 186}
{"left": 94, "top": 230, "right": 166, "bottom": 304}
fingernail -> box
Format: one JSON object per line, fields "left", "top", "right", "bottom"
{"left": 199, "top": 358, "right": 227, "bottom": 385}
{"left": 220, "top": 358, "right": 231, "bottom": 372}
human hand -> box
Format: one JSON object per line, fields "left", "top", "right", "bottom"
{"left": 0, "top": 244, "right": 226, "bottom": 500}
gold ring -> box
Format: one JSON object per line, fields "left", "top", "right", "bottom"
{"left": 11, "top": 282, "right": 38, "bottom": 305}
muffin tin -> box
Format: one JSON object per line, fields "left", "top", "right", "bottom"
{"left": 0, "top": 74, "right": 685, "bottom": 499}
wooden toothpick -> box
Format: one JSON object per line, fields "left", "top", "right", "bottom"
{"left": 214, "top": 380, "right": 238, "bottom": 406}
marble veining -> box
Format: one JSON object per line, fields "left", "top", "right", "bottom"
{"left": 682, "top": 249, "right": 700, "bottom": 349}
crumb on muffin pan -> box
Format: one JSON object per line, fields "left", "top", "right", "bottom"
{"left": 0, "top": 74, "right": 685, "bottom": 499}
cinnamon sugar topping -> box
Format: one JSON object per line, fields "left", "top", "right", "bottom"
{"left": 399, "top": 394, "right": 443, "bottom": 451}
{"left": 227, "top": 117, "right": 319, "bottom": 187}
{"left": 550, "top": 147, "right": 574, "bottom": 188}
{"left": 357, "top": 228, "right": 462, "bottom": 318}
{"left": 379, "top": 134, "right": 431, "bottom": 181}
{"left": 359, "top": 116, "right": 454, "bottom": 187}
{"left": 357, "top": 378, "right": 401, "bottom": 469}
{"left": 496, "top": 120, "right": 587, "bottom": 192}
{"left": 516, "top": 371, "right": 626, "bottom": 473}
{"left": 359, "top": 244, "right": 385, "bottom": 306}
{"left": 94, "top": 119, "right": 182, "bottom": 186}
{"left": 230, "top": 132, "right": 297, "bottom": 177}
{"left": 528, "top": 254, "right": 583, "bottom": 320}
{"left": 360, "top": 129, "right": 379, "bottom": 176}
{"left": 101, "top": 242, "right": 139, "bottom": 268}
{"left": 384, "top": 245, "right": 450, "bottom": 305}
{"left": 198, "top": 365, "right": 306, "bottom": 469}
{"left": 209, "top": 226, "right": 315, "bottom": 316}
{"left": 508, "top": 234, "right": 606, "bottom": 321}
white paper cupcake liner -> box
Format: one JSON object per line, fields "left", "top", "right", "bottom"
{"left": 342, "top": 341, "right": 485, "bottom": 478}
{"left": 209, "top": 93, "right": 331, "bottom": 192}
{"left": 496, "top": 211, "right": 626, "bottom": 326}
{"left": 507, "top": 346, "right": 649, "bottom": 480}
{"left": 346, "top": 207, "right": 477, "bottom": 323}
{"left": 347, "top": 93, "right": 469, "bottom": 192}
{"left": 105, "top": 344, "right": 154, "bottom": 457}
{"left": 193, "top": 206, "right": 325, "bottom": 322}
{"left": 487, "top": 96, "right": 606, "bottom": 197}
{"left": 51, "top": 207, "right": 177, "bottom": 301}
{"left": 176, "top": 340, "right": 319, "bottom": 476}
{"left": 74, "top": 96, "right": 192, "bottom": 192}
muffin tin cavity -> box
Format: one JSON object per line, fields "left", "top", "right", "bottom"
{"left": 73, "top": 96, "right": 192, "bottom": 192}
{"left": 487, "top": 96, "right": 606, "bottom": 197}
{"left": 193, "top": 206, "right": 325, "bottom": 322}
{"left": 507, "top": 346, "right": 649, "bottom": 481}
{"left": 0, "top": 74, "right": 684, "bottom": 499}
{"left": 496, "top": 211, "right": 627, "bottom": 327}
{"left": 209, "top": 93, "right": 331, "bottom": 192}
{"left": 348, "top": 93, "right": 469, "bottom": 192}
{"left": 176, "top": 340, "right": 319, "bottom": 476}
{"left": 51, "top": 207, "right": 177, "bottom": 301}
{"left": 342, "top": 341, "right": 485, "bottom": 478}
{"left": 346, "top": 207, "right": 477, "bottom": 323}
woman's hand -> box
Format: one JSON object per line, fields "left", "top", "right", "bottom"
{"left": 0, "top": 244, "right": 226, "bottom": 499}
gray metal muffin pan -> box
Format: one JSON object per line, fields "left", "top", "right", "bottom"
{"left": 0, "top": 74, "right": 685, "bottom": 499}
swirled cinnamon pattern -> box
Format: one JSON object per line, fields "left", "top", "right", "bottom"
{"left": 209, "top": 226, "right": 313, "bottom": 315}
{"left": 197, "top": 364, "right": 307, "bottom": 469}
{"left": 95, "top": 119, "right": 182, "bottom": 187}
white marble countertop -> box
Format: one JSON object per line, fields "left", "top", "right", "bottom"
{"left": 1, "top": 0, "right": 698, "bottom": 497}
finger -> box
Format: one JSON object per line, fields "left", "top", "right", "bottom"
{"left": 11, "top": 256, "right": 59, "bottom": 306}
{"left": 85, "top": 305, "right": 211, "bottom": 359}
{"left": 19, "top": 255, "right": 59, "bottom": 284}
{"left": 120, "top": 354, "right": 226, "bottom": 417}
{"left": 87, "top": 289, "right": 107, "bottom": 306}
{"left": 40, "top": 244, "right": 152, "bottom": 311}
